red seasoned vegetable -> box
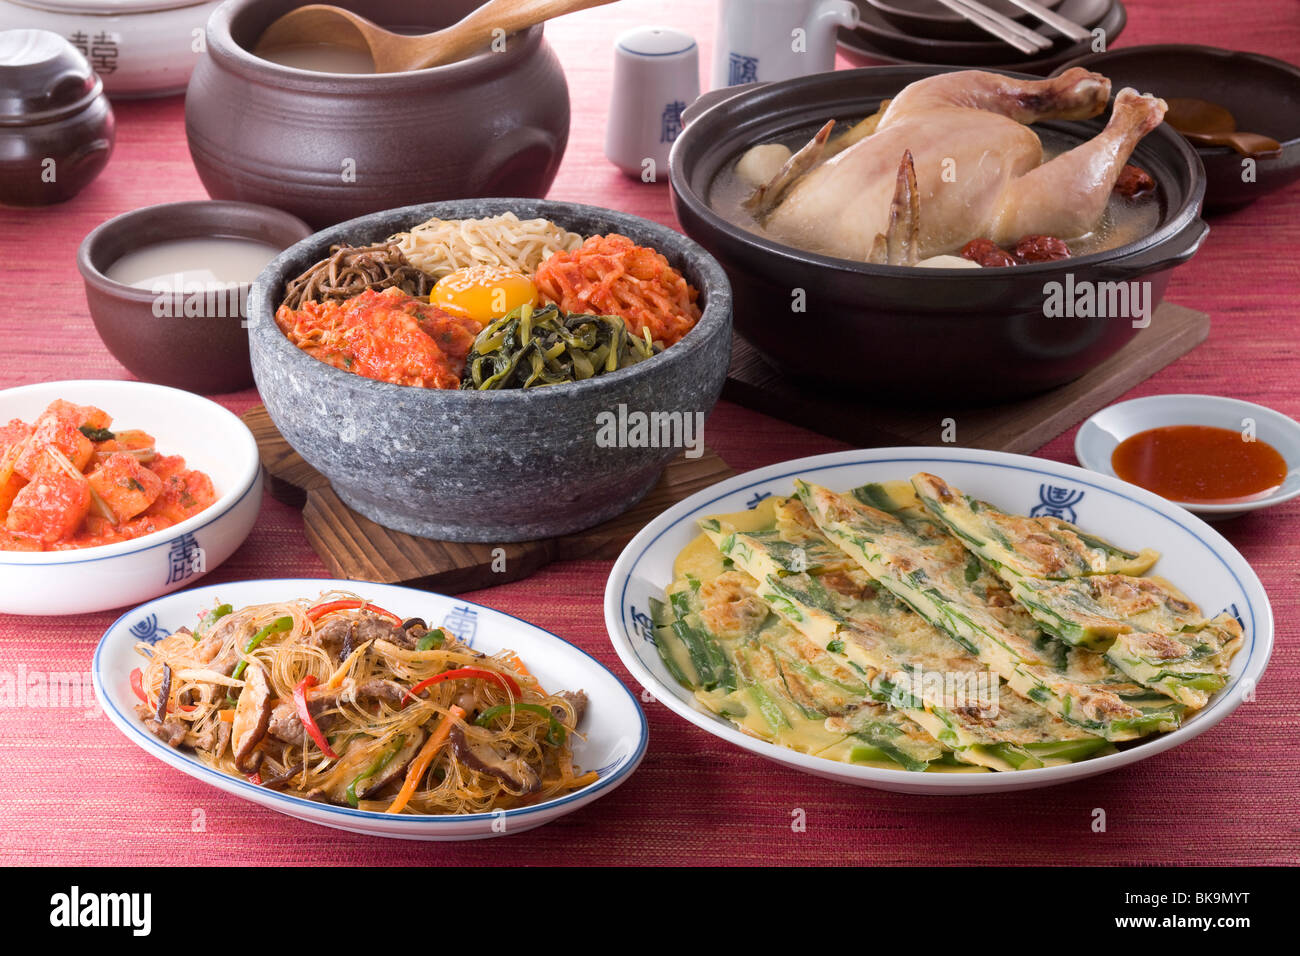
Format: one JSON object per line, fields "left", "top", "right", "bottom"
{"left": 306, "top": 599, "right": 402, "bottom": 625}
{"left": 403, "top": 667, "right": 521, "bottom": 706}
{"left": 293, "top": 675, "right": 339, "bottom": 759}
{"left": 0, "top": 399, "right": 217, "bottom": 552}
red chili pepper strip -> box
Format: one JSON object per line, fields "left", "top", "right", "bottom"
{"left": 130, "top": 667, "right": 195, "bottom": 714}
{"left": 402, "top": 667, "right": 520, "bottom": 707}
{"left": 293, "top": 675, "right": 339, "bottom": 759}
{"left": 246, "top": 772, "right": 262, "bottom": 785}
{"left": 306, "top": 600, "right": 402, "bottom": 625}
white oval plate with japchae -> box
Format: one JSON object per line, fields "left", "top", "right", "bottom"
{"left": 604, "top": 448, "right": 1273, "bottom": 795}
{"left": 95, "top": 579, "right": 647, "bottom": 840}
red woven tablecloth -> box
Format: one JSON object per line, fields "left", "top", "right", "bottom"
{"left": 1, "top": 0, "right": 1297, "bottom": 866}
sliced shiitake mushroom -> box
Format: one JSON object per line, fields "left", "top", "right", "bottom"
{"left": 357, "top": 729, "right": 426, "bottom": 799}
{"left": 318, "top": 729, "right": 426, "bottom": 805}
{"left": 448, "top": 723, "right": 541, "bottom": 794}
{"left": 231, "top": 662, "right": 273, "bottom": 773}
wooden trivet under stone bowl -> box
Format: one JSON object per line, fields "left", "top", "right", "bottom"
{"left": 724, "top": 302, "right": 1210, "bottom": 452}
{"left": 241, "top": 405, "right": 734, "bottom": 594}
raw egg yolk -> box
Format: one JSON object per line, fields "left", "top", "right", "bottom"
{"left": 431, "top": 266, "right": 538, "bottom": 324}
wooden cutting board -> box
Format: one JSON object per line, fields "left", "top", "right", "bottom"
{"left": 241, "top": 405, "right": 734, "bottom": 594}
{"left": 723, "top": 301, "right": 1209, "bottom": 452}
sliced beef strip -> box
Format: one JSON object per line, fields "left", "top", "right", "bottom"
{"left": 356, "top": 616, "right": 416, "bottom": 649}
{"left": 193, "top": 719, "right": 232, "bottom": 758}
{"left": 306, "top": 616, "right": 352, "bottom": 660}
{"left": 353, "top": 679, "right": 406, "bottom": 705}
{"left": 551, "top": 690, "right": 588, "bottom": 728}
{"left": 141, "top": 714, "right": 187, "bottom": 748}
{"left": 267, "top": 688, "right": 343, "bottom": 744}
{"left": 264, "top": 679, "right": 405, "bottom": 744}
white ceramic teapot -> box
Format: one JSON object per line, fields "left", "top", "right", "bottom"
{"left": 711, "top": 0, "right": 859, "bottom": 89}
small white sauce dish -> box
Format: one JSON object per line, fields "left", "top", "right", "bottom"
{"left": 0, "top": 379, "right": 261, "bottom": 615}
{"left": 1075, "top": 394, "right": 1300, "bottom": 520}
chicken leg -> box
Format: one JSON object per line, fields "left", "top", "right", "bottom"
{"left": 756, "top": 68, "right": 1166, "bottom": 261}
{"left": 988, "top": 88, "right": 1167, "bottom": 243}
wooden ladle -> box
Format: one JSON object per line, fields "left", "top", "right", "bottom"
{"left": 1165, "top": 97, "right": 1283, "bottom": 159}
{"left": 255, "top": 0, "right": 618, "bottom": 73}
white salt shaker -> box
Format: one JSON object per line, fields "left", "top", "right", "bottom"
{"left": 604, "top": 27, "right": 700, "bottom": 182}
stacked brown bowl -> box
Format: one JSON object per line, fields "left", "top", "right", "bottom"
{"left": 838, "top": 0, "right": 1127, "bottom": 75}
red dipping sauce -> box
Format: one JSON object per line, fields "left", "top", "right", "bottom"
{"left": 1112, "top": 425, "right": 1289, "bottom": 504}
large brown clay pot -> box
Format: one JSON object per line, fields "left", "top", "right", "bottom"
{"left": 185, "top": 0, "right": 571, "bottom": 228}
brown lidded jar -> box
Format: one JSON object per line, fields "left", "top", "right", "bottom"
{"left": 0, "top": 27, "right": 114, "bottom": 205}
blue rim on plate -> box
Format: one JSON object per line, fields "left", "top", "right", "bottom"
{"left": 604, "top": 447, "right": 1273, "bottom": 794}
{"left": 95, "top": 579, "right": 649, "bottom": 830}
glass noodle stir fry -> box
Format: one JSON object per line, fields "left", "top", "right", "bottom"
{"left": 131, "top": 593, "right": 592, "bottom": 814}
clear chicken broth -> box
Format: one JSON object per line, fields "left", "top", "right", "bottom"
{"left": 708, "top": 122, "right": 1162, "bottom": 261}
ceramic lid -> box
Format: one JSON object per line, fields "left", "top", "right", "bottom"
{"left": 4, "top": 0, "right": 207, "bottom": 14}
{"left": 0, "top": 28, "right": 98, "bottom": 123}
{"left": 615, "top": 27, "right": 697, "bottom": 58}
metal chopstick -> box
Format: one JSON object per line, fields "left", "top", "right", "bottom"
{"left": 933, "top": 0, "right": 1053, "bottom": 55}
{"left": 1002, "top": 0, "right": 1093, "bottom": 40}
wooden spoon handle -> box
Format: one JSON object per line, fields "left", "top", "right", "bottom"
{"left": 406, "top": 0, "right": 619, "bottom": 70}
{"left": 253, "top": 4, "right": 381, "bottom": 53}
{"left": 1182, "top": 128, "right": 1283, "bottom": 159}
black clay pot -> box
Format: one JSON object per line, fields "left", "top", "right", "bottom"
{"left": 670, "top": 65, "right": 1209, "bottom": 403}
{"left": 1055, "top": 45, "right": 1300, "bottom": 214}
{"left": 186, "top": 0, "right": 571, "bottom": 229}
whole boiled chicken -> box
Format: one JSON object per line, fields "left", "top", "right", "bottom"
{"left": 747, "top": 68, "right": 1167, "bottom": 264}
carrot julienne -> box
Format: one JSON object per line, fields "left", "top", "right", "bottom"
{"left": 386, "top": 705, "right": 467, "bottom": 814}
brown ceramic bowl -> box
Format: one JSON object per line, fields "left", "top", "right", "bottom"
{"left": 78, "top": 200, "right": 313, "bottom": 393}
{"left": 0, "top": 28, "right": 114, "bottom": 206}
{"left": 1055, "top": 44, "right": 1300, "bottom": 213}
{"left": 185, "top": 0, "right": 571, "bottom": 229}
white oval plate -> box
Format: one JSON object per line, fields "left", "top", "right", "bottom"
{"left": 95, "top": 579, "right": 648, "bottom": 840}
{"left": 1076, "top": 394, "right": 1300, "bottom": 519}
{"left": 604, "top": 447, "right": 1272, "bottom": 794}
{"left": 0, "top": 380, "right": 261, "bottom": 616}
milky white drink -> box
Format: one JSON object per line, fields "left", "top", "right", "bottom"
{"left": 107, "top": 237, "right": 282, "bottom": 319}
{"left": 107, "top": 237, "right": 281, "bottom": 289}
{"left": 257, "top": 42, "right": 376, "bottom": 74}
